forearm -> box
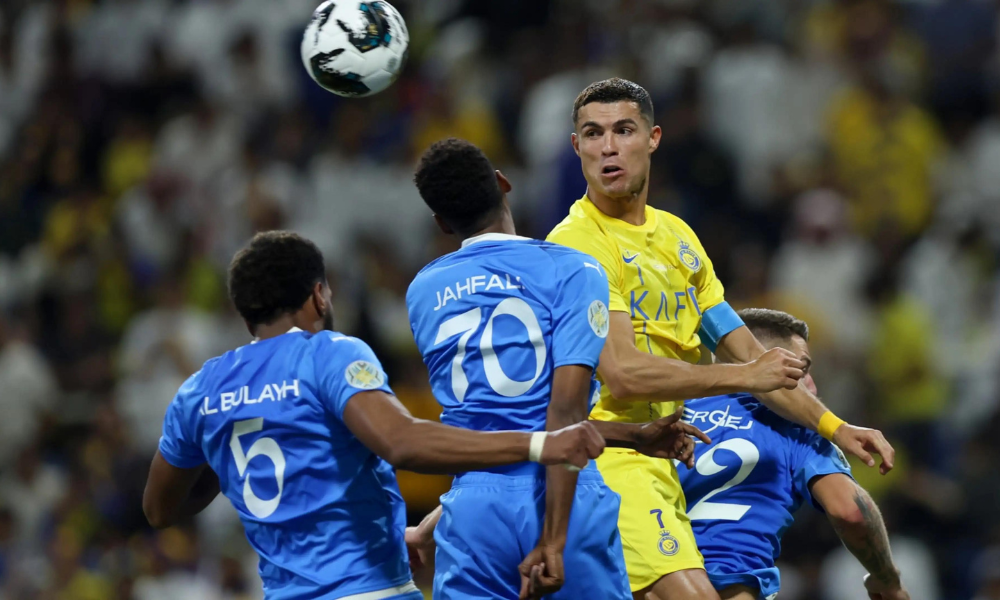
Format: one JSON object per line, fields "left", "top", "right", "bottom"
{"left": 590, "top": 420, "right": 641, "bottom": 448}
{"left": 541, "top": 389, "right": 586, "bottom": 545}
{"left": 755, "top": 385, "right": 829, "bottom": 430}
{"left": 829, "top": 488, "right": 901, "bottom": 588}
{"left": 603, "top": 350, "right": 751, "bottom": 401}
{"left": 393, "top": 421, "right": 530, "bottom": 474}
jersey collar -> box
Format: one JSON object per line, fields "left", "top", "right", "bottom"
{"left": 251, "top": 326, "right": 304, "bottom": 344}
{"left": 461, "top": 232, "right": 532, "bottom": 248}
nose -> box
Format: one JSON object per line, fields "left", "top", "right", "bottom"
{"left": 601, "top": 131, "right": 618, "bottom": 156}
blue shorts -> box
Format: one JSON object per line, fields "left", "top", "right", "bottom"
{"left": 433, "top": 464, "right": 630, "bottom": 600}
{"left": 706, "top": 565, "right": 780, "bottom": 600}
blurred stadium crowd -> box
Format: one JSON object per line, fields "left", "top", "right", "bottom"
{"left": 0, "top": 0, "right": 999, "bottom": 598}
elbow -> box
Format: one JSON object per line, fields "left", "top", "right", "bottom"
{"left": 824, "top": 494, "right": 866, "bottom": 530}
{"left": 383, "top": 441, "right": 421, "bottom": 472}
{"left": 601, "top": 367, "right": 636, "bottom": 400}
{"left": 143, "top": 498, "right": 173, "bottom": 530}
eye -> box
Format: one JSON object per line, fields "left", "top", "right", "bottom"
{"left": 619, "top": 127, "right": 633, "bottom": 135}
{"left": 584, "top": 129, "right": 600, "bottom": 138}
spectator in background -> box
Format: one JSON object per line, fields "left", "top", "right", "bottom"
{"left": 0, "top": 311, "right": 56, "bottom": 466}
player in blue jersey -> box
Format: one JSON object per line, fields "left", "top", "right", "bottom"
{"left": 141, "top": 231, "right": 609, "bottom": 600}
{"left": 678, "top": 308, "right": 910, "bottom": 600}
{"left": 406, "top": 139, "right": 710, "bottom": 600}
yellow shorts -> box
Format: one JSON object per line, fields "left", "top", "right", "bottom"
{"left": 597, "top": 448, "right": 704, "bottom": 592}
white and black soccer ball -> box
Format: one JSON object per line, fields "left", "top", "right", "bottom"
{"left": 301, "top": 0, "right": 409, "bottom": 98}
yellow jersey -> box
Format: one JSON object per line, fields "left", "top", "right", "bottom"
{"left": 546, "top": 196, "right": 726, "bottom": 424}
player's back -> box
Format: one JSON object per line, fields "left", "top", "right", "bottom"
{"left": 406, "top": 235, "right": 606, "bottom": 449}
{"left": 678, "top": 393, "right": 852, "bottom": 597}
{"left": 406, "top": 234, "right": 629, "bottom": 600}
{"left": 158, "top": 329, "right": 413, "bottom": 600}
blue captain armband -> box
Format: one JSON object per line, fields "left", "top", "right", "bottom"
{"left": 699, "top": 302, "right": 744, "bottom": 353}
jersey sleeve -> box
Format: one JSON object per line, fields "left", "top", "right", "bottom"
{"left": 550, "top": 253, "right": 611, "bottom": 369}
{"left": 158, "top": 385, "right": 206, "bottom": 469}
{"left": 789, "top": 427, "right": 855, "bottom": 511}
{"left": 315, "top": 334, "right": 395, "bottom": 420}
{"left": 546, "top": 224, "right": 627, "bottom": 314}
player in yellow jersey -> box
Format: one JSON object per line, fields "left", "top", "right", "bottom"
{"left": 545, "top": 78, "right": 896, "bottom": 600}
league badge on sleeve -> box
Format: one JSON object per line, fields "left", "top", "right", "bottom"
{"left": 588, "top": 300, "right": 610, "bottom": 338}
{"left": 345, "top": 360, "right": 386, "bottom": 390}
{"left": 678, "top": 241, "right": 702, "bottom": 273}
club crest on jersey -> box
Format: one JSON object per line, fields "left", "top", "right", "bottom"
{"left": 658, "top": 531, "right": 680, "bottom": 556}
{"left": 345, "top": 360, "right": 385, "bottom": 389}
{"left": 678, "top": 241, "right": 702, "bottom": 272}
{"left": 588, "top": 300, "right": 610, "bottom": 338}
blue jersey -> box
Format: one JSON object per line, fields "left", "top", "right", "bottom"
{"left": 158, "top": 329, "right": 420, "bottom": 600}
{"left": 677, "top": 394, "right": 853, "bottom": 599}
{"left": 407, "top": 234, "right": 629, "bottom": 600}
{"left": 406, "top": 234, "right": 610, "bottom": 441}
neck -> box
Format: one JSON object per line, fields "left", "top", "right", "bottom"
{"left": 586, "top": 184, "right": 648, "bottom": 226}
{"left": 254, "top": 315, "right": 315, "bottom": 341}
{"left": 463, "top": 213, "right": 516, "bottom": 242}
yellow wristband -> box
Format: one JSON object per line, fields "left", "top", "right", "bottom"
{"left": 818, "top": 411, "right": 846, "bottom": 441}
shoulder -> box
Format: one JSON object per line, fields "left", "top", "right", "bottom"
{"left": 548, "top": 202, "right": 611, "bottom": 244}
{"left": 656, "top": 209, "right": 701, "bottom": 242}
{"left": 309, "top": 332, "right": 377, "bottom": 362}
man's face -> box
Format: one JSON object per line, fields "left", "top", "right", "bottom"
{"left": 775, "top": 334, "right": 816, "bottom": 396}
{"left": 572, "top": 101, "right": 661, "bottom": 199}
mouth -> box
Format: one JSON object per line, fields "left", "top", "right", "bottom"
{"left": 601, "top": 165, "right": 625, "bottom": 178}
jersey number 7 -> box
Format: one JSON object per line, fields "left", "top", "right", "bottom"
{"left": 434, "top": 297, "right": 546, "bottom": 402}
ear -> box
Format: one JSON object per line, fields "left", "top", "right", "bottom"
{"left": 495, "top": 170, "right": 512, "bottom": 194}
{"left": 310, "top": 281, "right": 326, "bottom": 317}
{"left": 433, "top": 214, "right": 454, "bottom": 235}
{"left": 649, "top": 125, "right": 662, "bottom": 153}
{"left": 571, "top": 132, "right": 580, "bottom": 156}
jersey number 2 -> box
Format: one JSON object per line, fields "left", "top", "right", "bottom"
{"left": 230, "top": 418, "right": 286, "bottom": 519}
{"left": 687, "top": 438, "right": 759, "bottom": 521}
{"left": 434, "top": 297, "right": 546, "bottom": 402}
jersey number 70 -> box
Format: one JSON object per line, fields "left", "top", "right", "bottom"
{"left": 434, "top": 297, "right": 546, "bottom": 402}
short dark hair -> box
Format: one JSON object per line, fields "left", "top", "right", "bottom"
{"left": 228, "top": 231, "right": 326, "bottom": 327}
{"left": 572, "top": 78, "right": 654, "bottom": 126}
{"left": 737, "top": 308, "right": 810, "bottom": 344}
{"left": 413, "top": 138, "right": 503, "bottom": 236}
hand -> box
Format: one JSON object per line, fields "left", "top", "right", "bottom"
{"left": 540, "top": 421, "right": 605, "bottom": 469}
{"left": 404, "top": 525, "right": 434, "bottom": 573}
{"left": 833, "top": 424, "right": 895, "bottom": 475}
{"left": 518, "top": 542, "right": 565, "bottom": 600}
{"left": 634, "top": 406, "right": 712, "bottom": 468}
{"left": 743, "top": 347, "right": 805, "bottom": 393}
{"left": 864, "top": 573, "right": 909, "bottom": 600}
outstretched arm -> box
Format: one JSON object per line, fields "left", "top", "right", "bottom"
{"left": 342, "top": 390, "right": 604, "bottom": 474}
{"left": 597, "top": 312, "right": 805, "bottom": 402}
{"left": 716, "top": 326, "right": 895, "bottom": 473}
{"left": 810, "top": 474, "right": 909, "bottom": 600}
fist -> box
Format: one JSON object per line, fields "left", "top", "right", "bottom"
{"left": 541, "top": 422, "right": 605, "bottom": 469}
{"left": 745, "top": 347, "right": 805, "bottom": 393}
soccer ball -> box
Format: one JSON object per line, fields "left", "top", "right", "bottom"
{"left": 301, "top": 0, "right": 409, "bottom": 98}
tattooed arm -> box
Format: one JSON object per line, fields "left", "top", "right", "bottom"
{"left": 809, "top": 474, "right": 910, "bottom": 600}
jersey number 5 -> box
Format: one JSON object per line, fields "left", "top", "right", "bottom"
{"left": 687, "top": 438, "right": 760, "bottom": 522}
{"left": 434, "top": 297, "right": 546, "bottom": 402}
{"left": 230, "top": 418, "right": 286, "bottom": 519}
